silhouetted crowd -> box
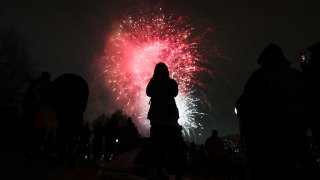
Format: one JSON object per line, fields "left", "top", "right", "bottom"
{"left": 20, "top": 72, "right": 89, "bottom": 168}
{"left": 83, "top": 111, "right": 140, "bottom": 162}
{"left": 1, "top": 42, "right": 320, "bottom": 180}
{"left": 77, "top": 117, "right": 243, "bottom": 179}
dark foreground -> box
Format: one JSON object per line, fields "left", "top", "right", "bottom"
{"left": 0, "top": 147, "right": 247, "bottom": 180}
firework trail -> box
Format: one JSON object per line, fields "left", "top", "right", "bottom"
{"left": 101, "top": 5, "right": 213, "bottom": 138}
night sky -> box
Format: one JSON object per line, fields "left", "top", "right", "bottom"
{"left": 1, "top": 0, "right": 320, "bottom": 143}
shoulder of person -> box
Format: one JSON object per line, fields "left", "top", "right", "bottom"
{"left": 246, "top": 68, "right": 265, "bottom": 82}
{"left": 249, "top": 68, "right": 265, "bottom": 77}
{"left": 148, "top": 77, "right": 156, "bottom": 83}
{"left": 169, "top": 78, "right": 178, "bottom": 84}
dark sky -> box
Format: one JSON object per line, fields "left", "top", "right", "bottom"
{"left": 1, "top": 0, "right": 320, "bottom": 143}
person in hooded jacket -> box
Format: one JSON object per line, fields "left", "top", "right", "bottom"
{"left": 242, "top": 43, "right": 306, "bottom": 180}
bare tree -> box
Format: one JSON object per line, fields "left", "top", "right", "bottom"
{"left": 0, "top": 30, "right": 32, "bottom": 109}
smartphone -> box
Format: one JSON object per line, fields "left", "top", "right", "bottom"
{"left": 300, "top": 51, "right": 307, "bottom": 63}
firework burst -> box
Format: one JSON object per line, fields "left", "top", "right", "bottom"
{"left": 101, "top": 5, "right": 213, "bottom": 138}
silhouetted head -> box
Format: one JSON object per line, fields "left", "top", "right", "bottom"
{"left": 257, "top": 43, "right": 290, "bottom": 67}
{"left": 153, "top": 62, "right": 169, "bottom": 79}
{"left": 127, "top": 117, "right": 134, "bottom": 125}
{"left": 53, "top": 73, "right": 89, "bottom": 113}
{"left": 41, "top": 71, "right": 51, "bottom": 80}
{"left": 212, "top": 129, "right": 218, "bottom": 137}
{"left": 307, "top": 42, "right": 320, "bottom": 66}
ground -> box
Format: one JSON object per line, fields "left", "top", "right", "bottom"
{"left": 0, "top": 147, "right": 237, "bottom": 180}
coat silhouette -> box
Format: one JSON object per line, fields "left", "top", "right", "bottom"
{"left": 147, "top": 62, "right": 179, "bottom": 125}
{"left": 242, "top": 43, "right": 305, "bottom": 180}
{"left": 52, "top": 73, "right": 89, "bottom": 166}
{"left": 136, "top": 62, "right": 183, "bottom": 180}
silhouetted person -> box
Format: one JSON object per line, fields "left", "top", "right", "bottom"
{"left": 205, "top": 129, "right": 225, "bottom": 177}
{"left": 77, "top": 123, "right": 91, "bottom": 159}
{"left": 24, "top": 72, "right": 52, "bottom": 106}
{"left": 52, "top": 73, "right": 89, "bottom": 167}
{"left": 103, "top": 112, "right": 120, "bottom": 161}
{"left": 21, "top": 71, "right": 53, "bottom": 151}
{"left": 188, "top": 142, "right": 209, "bottom": 177}
{"left": 189, "top": 142, "right": 198, "bottom": 176}
{"left": 146, "top": 62, "right": 183, "bottom": 179}
{"left": 181, "top": 140, "right": 189, "bottom": 176}
{"left": 33, "top": 104, "right": 57, "bottom": 153}
{"left": 198, "top": 144, "right": 210, "bottom": 177}
{"left": 92, "top": 121, "right": 104, "bottom": 160}
{"left": 242, "top": 43, "right": 306, "bottom": 180}
{"left": 301, "top": 42, "right": 320, "bottom": 179}
{"left": 303, "top": 42, "right": 320, "bottom": 150}
{"left": 235, "top": 94, "right": 247, "bottom": 153}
